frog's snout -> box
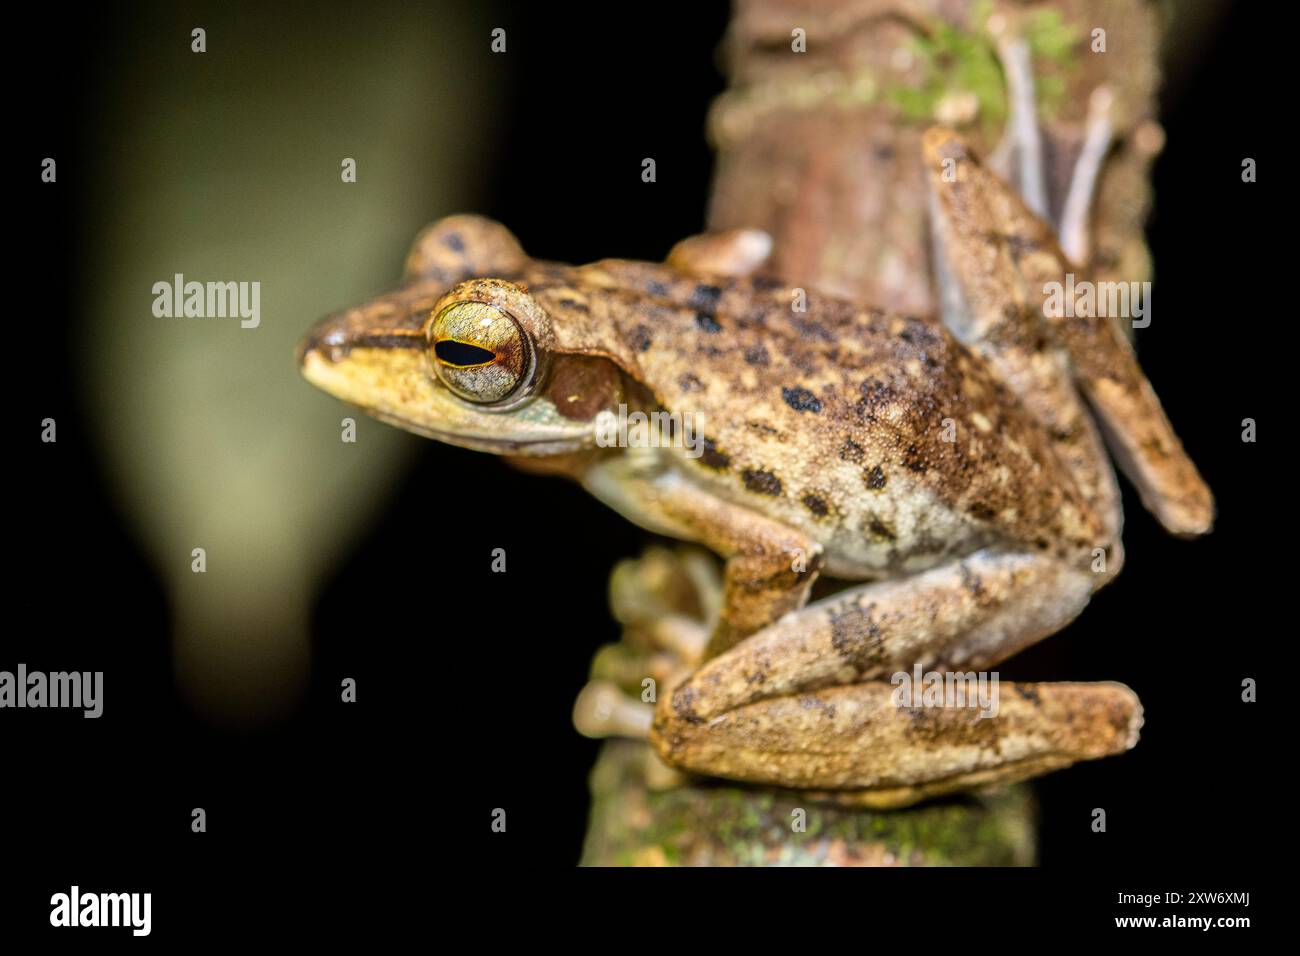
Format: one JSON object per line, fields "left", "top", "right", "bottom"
{"left": 295, "top": 314, "right": 340, "bottom": 368}
{"left": 297, "top": 299, "right": 431, "bottom": 374}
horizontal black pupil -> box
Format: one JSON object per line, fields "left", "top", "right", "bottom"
{"left": 435, "top": 340, "right": 496, "bottom": 367}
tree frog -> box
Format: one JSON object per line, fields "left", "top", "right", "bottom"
{"left": 298, "top": 129, "right": 1211, "bottom": 808}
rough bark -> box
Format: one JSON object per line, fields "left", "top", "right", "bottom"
{"left": 582, "top": 739, "right": 1035, "bottom": 866}
{"left": 709, "top": 0, "right": 1164, "bottom": 310}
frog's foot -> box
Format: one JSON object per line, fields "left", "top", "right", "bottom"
{"left": 650, "top": 547, "right": 1143, "bottom": 808}
{"left": 1058, "top": 87, "right": 1115, "bottom": 266}
{"left": 574, "top": 680, "right": 655, "bottom": 740}
{"left": 574, "top": 546, "right": 722, "bottom": 790}
{"left": 667, "top": 228, "right": 773, "bottom": 278}
{"left": 985, "top": 18, "right": 1114, "bottom": 266}
{"left": 987, "top": 29, "right": 1049, "bottom": 221}
{"left": 607, "top": 545, "right": 721, "bottom": 656}
{"left": 573, "top": 546, "right": 719, "bottom": 741}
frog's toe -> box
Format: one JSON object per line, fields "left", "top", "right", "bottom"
{"left": 667, "top": 228, "right": 773, "bottom": 278}
{"left": 573, "top": 680, "right": 653, "bottom": 741}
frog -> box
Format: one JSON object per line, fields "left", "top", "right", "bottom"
{"left": 298, "top": 127, "right": 1212, "bottom": 808}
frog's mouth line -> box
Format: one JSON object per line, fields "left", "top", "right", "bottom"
{"left": 366, "top": 408, "right": 590, "bottom": 456}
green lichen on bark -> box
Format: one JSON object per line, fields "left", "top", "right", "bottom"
{"left": 581, "top": 741, "right": 1035, "bottom": 867}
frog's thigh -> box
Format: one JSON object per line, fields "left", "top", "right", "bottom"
{"left": 651, "top": 548, "right": 1138, "bottom": 799}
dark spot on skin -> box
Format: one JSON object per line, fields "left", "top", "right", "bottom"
{"left": 798, "top": 695, "right": 836, "bottom": 719}
{"left": 968, "top": 502, "right": 996, "bottom": 522}
{"left": 647, "top": 280, "right": 670, "bottom": 297}
{"left": 1004, "top": 233, "right": 1039, "bottom": 258}
{"left": 828, "top": 599, "right": 887, "bottom": 672}
{"left": 866, "top": 516, "right": 896, "bottom": 542}
{"left": 790, "top": 354, "right": 817, "bottom": 376}
{"left": 1014, "top": 685, "right": 1041, "bottom": 704}
{"left": 1140, "top": 435, "right": 1171, "bottom": 456}
{"left": 864, "top": 465, "right": 887, "bottom": 490}
{"left": 698, "top": 437, "right": 731, "bottom": 471}
{"left": 689, "top": 284, "right": 723, "bottom": 312}
{"left": 855, "top": 380, "right": 897, "bottom": 420}
{"left": 631, "top": 324, "right": 653, "bottom": 352}
{"left": 959, "top": 562, "right": 985, "bottom": 600}
{"left": 744, "top": 345, "right": 770, "bottom": 366}
{"left": 902, "top": 444, "right": 928, "bottom": 473}
{"left": 695, "top": 312, "right": 722, "bottom": 333}
{"left": 747, "top": 421, "right": 780, "bottom": 437}
{"left": 671, "top": 685, "right": 703, "bottom": 724}
{"left": 898, "top": 318, "right": 943, "bottom": 350}
{"left": 782, "top": 386, "right": 822, "bottom": 413}
{"left": 874, "top": 143, "right": 896, "bottom": 160}
{"left": 791, "top": 319, "right": 835, "bottom": 342}
{"left": 556, "top": 297, "right": 589, "bottom": 313}
{"left": 801, "top": 493, "right": 829, "bottom": 518}
{"left": 742, "top": 468, "right": 782, "bottom": 496}
{"left": 840, "top": 439, "right": 865, "bottom": 463}
{"left": 442, "top": 232, "right": 465, "bottom": 253}
{"left": 678, "top": 373, "right": 705, "bottom": 392}
{"left": 903, "top": 706, "right": 999, "bottom": 747}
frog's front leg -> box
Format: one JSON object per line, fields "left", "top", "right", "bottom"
{"left": 666, "top": 227, "right": 773, "bottom": 278}
{"left": 583, "top": 453, "right": 824, "bottom": 661}
{"left": 650, "top": 547, "right": 1141, "bottom": 808}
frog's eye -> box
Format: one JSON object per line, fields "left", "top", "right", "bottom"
{"left": 427, "top": 300, "right": 534, "bottom": 404}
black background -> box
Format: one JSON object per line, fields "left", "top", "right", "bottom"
{"left": 5, "top": 0, "right": 1276, "bottom": 938}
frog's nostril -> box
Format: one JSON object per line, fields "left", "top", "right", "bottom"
{"left": 434, "top": 340, "right": 496, "bottom": 367}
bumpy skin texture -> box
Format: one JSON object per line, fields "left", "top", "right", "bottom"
{"left": 581, "top": 259, "right": 1105, "bottom": 570}
{"left": 299, "top": 131, "right": 1211, "bottom": 806}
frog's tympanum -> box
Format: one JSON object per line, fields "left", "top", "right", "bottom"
{"left": 299, "top": 129, "right": 1211, "bottom": 808}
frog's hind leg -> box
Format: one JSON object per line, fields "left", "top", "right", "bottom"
{"left": 573, "top": 546, "right": 719, "bottom": 742}
{"left": 926, "top": 128, "right": 1213, "bottom": 537}
{"left": 574, "top": 546, "right": 722, "bottom": 790}
{"left": 650, "top": 547, "right": 1142, "bottom": 807}
{"left": 925, "top": 128, "right": 1124, "bottom": 552}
